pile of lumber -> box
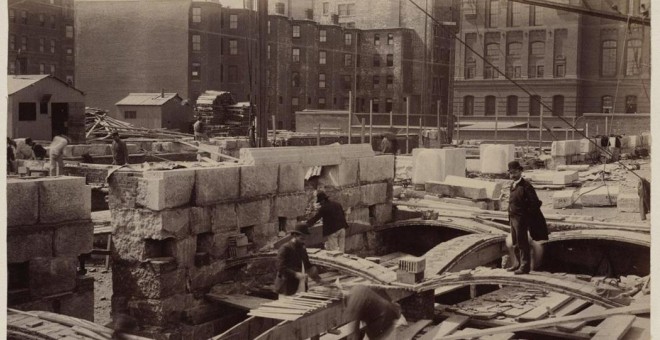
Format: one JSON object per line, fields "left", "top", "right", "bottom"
{"left": 85, "top": 107, "right": 193, "bottom": 140}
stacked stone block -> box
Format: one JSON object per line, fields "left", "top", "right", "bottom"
{"left": 107, "top": 144, "right": 394, "bottom": 338}
{"left": 6, "top": 177, "right": 94, "bottom": 321}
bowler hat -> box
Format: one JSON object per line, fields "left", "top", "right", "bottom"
{"left": 316, "top": 191, "right": 329, "bottom": 203}
{"left": 507, "top": 161, "right": 523, "bottom": 171}
{"left": 291, "top": 223, "right": 310, "bottom": 235}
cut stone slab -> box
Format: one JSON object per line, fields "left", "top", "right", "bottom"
{"left": 88, "top": 144, "right": 110, "bottom": 156}
{"left": 300, "top": 146, "right": 342, "bottom": 166}
{"left": 240, "top": 164, "right": 278, "bottom": 198}
{"left": 39, "top": 176, "right": 90, "bottom": 224}
{"left": 194, "top": 165, "right": 240, "bottom": 205}
{"left": 580, "top": 138, "right": 598, "bottom": 153}
{"left": 170, "top": 236, "right": 196, "bottom": 268}
{"left": 29, "top": 257, "right": 78, "bottom": 297}
{"left": 336, "top": 144, "right": 375, "bottom": 159}
{"left": 524, "top": 170, "right": 578, "bottom": 185}
{"left": 479, "top": 144, "right": 514, "bottom": 174}
{"left": 7, "top": 230, "right": 53, "bottom": 263}
{"left": 359, "top": 155, "right": 395, "bottom": 183}
{"left": 360, "top": 183, "right": 388, "bottom": 206}
{"left": 274, "top": 193, "right": 309, "bottom": 218}
{"left": 236, "top": 198, "right": 272, "bottom": 228}
{"left": 437, "top": 197, "right": 495, "bottom": 210}
{"left": 444, "top": 175, "right": 501, "bottom": 200}
{"left": 190, "top": 207, "right": 212, "bottom": 235}
{"left": 113, "top": 265, "right": 186, "bottom": 300}
{"left": 53, "top": 222, "right": 94, "bottom": 257}
{"left": 240, "top": 147, "right": 302, "bottom": 165}
{"left": 347, "top": 206, "right": 370, "bottom": 224}
{"left": 211, "top": 203, "right": 238, "bottom": 233}
{"left": 318, "top": 158, "right": 358, "bottom": 187}
{"left": 425, "top": 178, "right": 488, "bottom": 200}
{"left": 371, "top": 203, "right": 393, "bottom": 224}
{"left": 112, "top": 207, "right": 190, "bottom": 239}
{"left": 553, "top": 189, "right": 577, "bottom": 209}
{"left": 412, "top": 148, "right": 466, "bottom": 184}
{"left": 137, "top": 169, "right": 195, "bottom": 211}
{"left": 328, "top": 186, "right": 361, "bottom": 209}
{"left": 6, "top": 178, "right": 39, "bottom": 227}
{"left": 579, "top": 185, "right": 619, "bottom": 207}
{"left": 278, "top": 163, "right": 304, "bottom": 193}
{"left": 556, "top": 164, "right": 590, "bottom": 171}
{"left": 617, "top": 192, "right": 640, "bottom": 213}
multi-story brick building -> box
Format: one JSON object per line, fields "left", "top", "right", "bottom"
{"left": 7, "top": 0, "right": 76, "bottom": 84}
{"left": 452, "top": 0, "right": 650, "bottom": 123}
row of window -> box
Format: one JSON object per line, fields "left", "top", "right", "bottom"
{"left": 9, "top": 9, "right": 62, "bottom": 28}
{"left": 290, "top": 73, "right": 395, "bottom": 90}
{"left": 462, "top": 94, "right": 639, "bottom": 116}
{"left": 290, "top": 48, "right": 394, "bottom": 67}
{"left": 470, "top": 1, "right": 546, "bottom": 28}
{"left": 191, "top": 8, "right": 239, "bottom": 29}
{"left": 8, "top": 35, "right": 66, "bottom": 54}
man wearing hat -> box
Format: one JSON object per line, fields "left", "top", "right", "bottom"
{"left": 111, "top": 131, "right": 129, "bottom": 165}
{"left": 506, "top": 160, "right": 548, "bottom": 274}
{"left": 274, "top": 223, "right": 321, "bottom": 297}
{"left": 307, "top": 191, "right": 349, "bottom": 252}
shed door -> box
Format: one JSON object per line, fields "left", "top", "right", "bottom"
{"left": 51, "top": 103, "right": 69, "bottom": 137}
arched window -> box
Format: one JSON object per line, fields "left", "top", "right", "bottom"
{"left": 552, "top": 95, "right": 564, "bottom": 116}
{"left": 507, "top": 43, "right": 522, "bottom": 56}
{"left": 529, "top": 95, "right": 541, "bottom": 116}
{"left": 463, "top": 96, "right": 474, "bottom": 116}
{"left": 485, "top": 43, "right": 500, "bottom": 56}
{"left": 507, "top": 95, "right": 518, "bottom": 116}
{"left": 530, "top": 41, "right": 545, "bottom": 55}
{"left": 485, "top": 95, "right": 496, "bottom": 116}
{"left": 601, "top": 95, "right": 613, "bottom": 113}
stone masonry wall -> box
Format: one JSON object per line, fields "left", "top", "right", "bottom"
{"left": 107, "top": 144, "right": 394, "bottom": 339}
{"left": 6, "top": 177, "right": 94, "bottom": 321}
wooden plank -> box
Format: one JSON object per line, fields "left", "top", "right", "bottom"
{"left": 468, "top": 317, "right": 592, "bottom": 340}
{"left": 591, "top": 315, "right": 636, "bottom": 340}
{"left": 480, "top": 332, "right": 515, "bottom": 340}
{"left": 422, "top": 315, "right": 469, "bottom": 340}
{"left": 434, "top": 284, "right": 465, "bottom": 296}
{"left": 556, "top": 304, "right": 607, "bottom": 332}
{"left": 248, "top": 311, "right": 300, "bottom": 321}
{"left": 518, "top": 293, "right": 573, "bottom": 321}
{"left": 621, "top": 317, "right": 650, "bottom": 340}
{"left": 398, "top": 319, "right": 432, "bottom": 340}
{"left": 553, "top": 299, "right": 591, "bottom": 317}
{"left": 440, "top": 305, "right": 649, "bottom": 340}
{"left": 206, "top": 294, "right": 272, "bottom": 311}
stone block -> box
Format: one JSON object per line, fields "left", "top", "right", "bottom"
{"left": 438, "top": 197, "right": 493, "bottom": 210}
{"left": 579, "top": 185, "right": 619, "bottom": 207}
{"left": 7, "top": 230, "right": 53, "bottom": 263}
{"left": 211, "top": 203, "right": 238, "bottom": 233}
{"left": 347, "top": 207, "right": 370, "bottom": 224}
{"left": 53, "top": 222, "right": 94, "bottom": 257}
{"left": 278, "top": 163, "right": 304, "bottom": 193}
{"left": 62, "top": 145, "right": 74, "bottom": 157}
{"left": 111, "top": 232, "right": 150, "bottom": 262}
{"left": 240, "top": 164, "right": 278, "bottom": 197}
{"left": 328, "top": 186, "right": 361, "bottom": 209}
{"left": 336, "top": 144, "right": 375, "bottom": 159}
{"left": 29, "top": 257, "right": 78, "bottom": 297}
{"left": 39, "top": 176, "right": 90, "bottom": 224}
{"left": 71, "top": 145, "right": 90, "bottom": 157}
{"left": 170, "top": 236, "right": 197, "bottom": 268}
{"left": 190, "top": 260, "right": 227, "bottom": 291}
{"left": 6, "top": 179, "right": 39, "bottom": 227}
{"left": 359, "top": 155, "right": 395, "bottom": 183}
{"left": 240, "top": 147, "right": 302, "bottom": 165}
{"left": 300, "top": 146, "right": 342, "bottom": 166}
{"left": 274, "top": 193, "right": 309, "bottom": 218}
{"left": 190, "top": 207, "right": 212, "bottom": 235}
{"left": 553, "top": 171, "right": 578, "bottom": 185}
{"left": 466, "top": 158, "right": 480, "bottom": 173}
{"left": 412, "top": 148, "right": 466, "bottom": 184}
{"left": 318, "top": 158, "right": 358, "bottom": 187}
{"left": 252, "top": 222, "right": 279, "bottom": 247}
{"left": 113, "top": 264, "right": 186, "bottom": 299}
{"left": 194, "top": 166, "right": 240, "bottom": 205}
{"left": 137, "top": 169, "right": 195, "bottom": 211}
{"left": 236, "top": 198, "right": 272, "bottom": 228}
{"left": 580, "top": 138, "right": 598, "bottom": 154}
{"left": 617, "top": 192, "right": 640, "bottom": 213}
{"left": 553, "top": 190, "right": 577, "bottom": 209}
{"left": 479, "top": 144, "right": 514, "bottom": 174}
{"left": 113, "top": 208, "right": 190, "bottom": 239}
{"left": 88, "top": 144, "right": 110, "bottom": 156}
{"left": 447, "top": 175, "right": 501, "bottom": 200}
{"left": 372, "top": 203, "right": 393, "bottom": 224}
{"left": 59, "top": 288, "right": 95, "bottom": 321}
{"left": 360, "top": 183, "right": 388, "bottom": 206}
{"left": 425, "top": 179, "right": 487, "bottom": 200}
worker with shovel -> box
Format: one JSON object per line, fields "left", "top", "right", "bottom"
{"left": 274, "top": 223, "right": 321, "bottom": 298}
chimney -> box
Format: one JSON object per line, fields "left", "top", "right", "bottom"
{"left": 161, "top": 88, "right": 165, "bottom": 98}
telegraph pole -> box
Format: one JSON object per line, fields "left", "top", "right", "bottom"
{"left": 257, "top": 0, "right": 269, "bottom": 146}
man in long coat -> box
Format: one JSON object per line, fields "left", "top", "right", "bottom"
{"left": 274, "top": 223, "right": 320, "bottom": 297}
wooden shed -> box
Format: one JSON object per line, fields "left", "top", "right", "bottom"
{"left": 114, "top": 92, "right": 193, "bottom": 132}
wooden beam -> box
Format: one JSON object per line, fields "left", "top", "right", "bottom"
{"left": 206, "top": 294, "right": 272, "bottom": 311}
{"left": 419, "top": 314, "right": 468, "bottom": 340}
{"left": 591, "top": 315, "right": 636, "bottom": 340}
{"left": 440, "top": 304, "right": 649, "bottom": 340}
{"left": 556, "top": 304, "right": 607, "bottom": 332}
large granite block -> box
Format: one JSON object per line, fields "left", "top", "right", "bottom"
{"left": 39, "top": 177, "right": 90, "bottom": 224}
{"left": 278, "top": 163, "right": 304, "bottom": 193}
{"left": 112, "top": 208, "right": 190, "bottom": 239}
{"left": 190, "top": 207, "right": 212, "bottom": 235}
{"left": 318, "top": 158, "right": 358, "bottom": 187}
{"left": 328, "top": 186, "right": 361, "bottom": 209}
{"left": 425, "top": 179, "right": 487, "bottom": 200}
{"left": 29, "top": 257, "right": 78, "bottom": 297}
{"left": 113, "top": 265, "right": 186, "bottom": 300}
{"left": 479, "top": 144, "right": 514, "bottom": 174}
{"left": 240, "top": 147, "right": 302, "bottom": 165}
{"left": 412, "top": 148, "right": 466, "bottom": 184}
{"left": 137, "top": 169, "right": 195, "bottom": 211}
{"left": 579, "top": 185, "right": 619, "bottom": 207}
{"left": 617, "top": 192, "right": 640, "bottom": 213}
{"left": 274, "top": 193, "right": 309, "bottom": 218}
{"left": 253, "top": 222, "right": 279, "bottom": 247}
{"left": 88, "top": 144, "right": 110, "bottom": 156}
{"left": 59, "top": 288, "right": 94, "bottom": 322}
{"left": 347, "top": 207, "right": 370, "bottom": 224}
{"left": 7, "top": 179, "right": 39, "bottom": 227}
{"left": 7, "top": 230, "right": 53, "bottom": 263}
{"left": 300, "top": 146, "right": 341, "bottom": 166}
{"left": 553, "top": 190, "right": 577, "bottom": 209}
{"left": 444, "top": 175, "right": 501, "bottom": 200}
{"left": 211, "top": 203, "right": 238, "bottom": 233}
{"left": 372, "top": 203, "right": 393, "bottom": 224}
{"left": 53, "top": 222, "right": 94, "bottom": 257}
{"left": 236, "top": 198, "right": 272, "bottom": 227}
{"left": 360, "top": 183, "right": 388, "bottom": 206}
{"left": 170, "top": 236, "right": 197, "bottom": 268}
{"left": 190, "top": 260, "right": 227, "bottom": 291}
{"left": 336, "top": 144, "right": 375, "bottom": 159}
{"left": 240, "top": 164, "right": 278, "bottom": 197}
{"left": 359, "top": 155, "right": 395, "bottom": 183}
{"left": 195, "top": 166, "right": 240, "bottom": 205}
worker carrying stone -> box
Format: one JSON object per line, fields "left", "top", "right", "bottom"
{"left": 345, "top": 285, "right": 406, "bottom": 340}
{"left": 193, "top": 116, "right": 206, "bottom": 141}
{"left": 27, "top": 138, "right": 47, "bottom": 160}
{"left": 274, "top": 223, "right": 321, "bottom": 298}
{"left": 505, "top": 160, "right": 548, "bottom": 275}
{"left": 306, "top": 191, "right": 349, "bottom": 252}
{"left": 49, "top": 133, "right": 70, "bottom": 176}
{"left": 111, "top": 132, "right": 129, "bottom": 165}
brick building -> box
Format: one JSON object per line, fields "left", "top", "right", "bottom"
{"left": 452, "top": 0, "right": 650, "bottom": 124}
{"left": 7, "top": 0, "right": 76, "bottom": 84}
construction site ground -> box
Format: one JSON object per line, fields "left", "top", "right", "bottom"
{"left": 88, "top": 157, "right": 650, "bottom": 330}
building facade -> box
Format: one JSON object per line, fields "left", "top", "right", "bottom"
{"left": 7, "top": 0, "right": 76, "bottom": 84}
{"left": 452, "top": 0, "right": 650, "bottom": 123}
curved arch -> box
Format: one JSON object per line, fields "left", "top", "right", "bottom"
{"left": 225, "top": 249, "right": 397, "bottom": 284}
{"left": 424, "top": 233, "right": 506, "bottom": 275}
{"left": 381, "top": 218, "right": 508, "bottom": 235}
{"left": 543, "top": 230, "right": 650, "bottom": 248}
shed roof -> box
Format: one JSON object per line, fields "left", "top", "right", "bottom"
{"left": 8, "top": 75, "right": 84, "bottom": 95}
{"left": 116, "top": 93, "right": 181, "bottom": 106}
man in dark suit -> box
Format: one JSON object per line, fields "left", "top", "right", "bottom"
{"left": 274, "top": 223, "right": 321, "bottom": 297}
{"left": 506, "top": 161, "right": 548, "bottom": 275}
{"left": 307, "top": 191, "right": 349, "bottom": 252}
